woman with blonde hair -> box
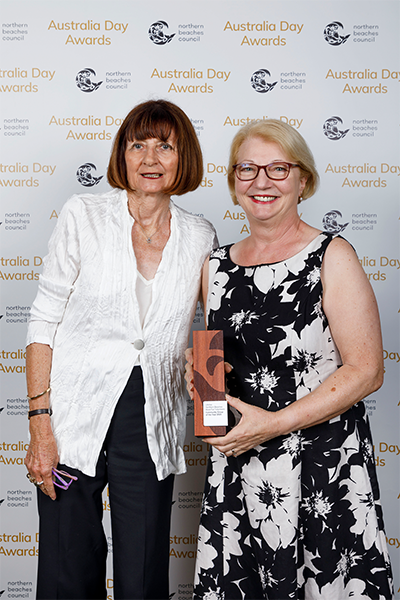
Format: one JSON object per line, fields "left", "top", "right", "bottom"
{"left": 187, "top": 119, "right": 393, "bottom": 599}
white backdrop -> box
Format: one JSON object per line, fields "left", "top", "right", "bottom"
{"left": 1, "top": 1, "right": 399, "bottom": 598}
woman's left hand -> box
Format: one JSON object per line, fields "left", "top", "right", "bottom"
{"left": 203, "top": 394, "right": 280, "bottom": 457}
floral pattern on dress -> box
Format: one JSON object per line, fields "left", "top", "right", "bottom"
{"left": 194, "top": 233, "right": 393, "bottom": 600}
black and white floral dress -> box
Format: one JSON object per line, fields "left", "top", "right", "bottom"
{"left": 193, "top": 233, "right": 393, "bottom": 600}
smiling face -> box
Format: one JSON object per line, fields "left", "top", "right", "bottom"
{"left": 124, "top": 134, "right": 179, "bottom": 200}
{"left": 234, "top": 137, "right": 307, "bottom": 226}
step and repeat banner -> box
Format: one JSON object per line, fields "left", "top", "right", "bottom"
{"left": 1, "top": 0, "right": 399, "bottom": 598}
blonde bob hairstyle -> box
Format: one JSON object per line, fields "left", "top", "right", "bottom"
{"left": 227, "top": 119, "right": 319, "bottom": 205}
{"left": 107, "top": 99, "right": 203, "bottom": 196}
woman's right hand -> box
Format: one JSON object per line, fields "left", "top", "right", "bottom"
{"left": 24, "top": 418, "right": 59, "bottom": 500}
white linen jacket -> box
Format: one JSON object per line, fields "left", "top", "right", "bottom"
{"left": 27, "top": 189, "right": 217, "bottom": 479}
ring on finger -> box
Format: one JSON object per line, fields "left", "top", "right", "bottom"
{"left": 26, "top": 473, "right": 44, "bottom": 487}
{"left": 26, "top": 473, "right": 37, "bottom": 485}
{"left": 231, "top": 448, "right": 236, "bottom": 457}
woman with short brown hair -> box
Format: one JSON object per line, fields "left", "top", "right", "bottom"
{"left": 25, "top": 99, "right": 217, "bottom": 600}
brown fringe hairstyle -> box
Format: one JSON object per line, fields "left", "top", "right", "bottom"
{"left": 107, "top": 99, "right": 203, "bottom": 196}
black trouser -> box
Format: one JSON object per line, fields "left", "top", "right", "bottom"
{"left": 36, "top": 367, "right": 175, "bottom": 600}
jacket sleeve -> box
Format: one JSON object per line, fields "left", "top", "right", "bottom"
{"left": 26, "top": 197, "right": 82, "bottom": 349}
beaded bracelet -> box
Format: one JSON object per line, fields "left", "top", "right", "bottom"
{"left": 27, "top": 386, "right": 51, "bottom": 401}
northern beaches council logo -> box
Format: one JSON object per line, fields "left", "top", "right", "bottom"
{"left": 75, "top": 68, "right": 103, "bottom": 92}
{"left": 76, "top": 163, "right": 103, "bottom": 187}
{"left": 148, "top": 21, "right": 176, "bottom": 45}
{"left": 322, "top": 210, "right": 349, "bottom": 234}
{"left": 250, "top": 69, "right": 278, "bottom": 93}
{"left": 323, "top": 117, "right": 350, "bottom": 141}
{"left": 323, "top": 21, "right": 351, "bottom": 46}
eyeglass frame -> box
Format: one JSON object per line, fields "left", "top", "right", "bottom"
{"left": 52, "top": 467, "right": 78, "bottom": 490}
{"left": 232, "top": 161, "right": 300, "bottom": 181}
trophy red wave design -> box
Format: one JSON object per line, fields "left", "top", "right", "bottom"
{"left": 193, "top": 330, "right": 227, "bottom": 437}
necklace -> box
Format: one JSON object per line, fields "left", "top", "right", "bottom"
{"left": 128, "top": 201, "right": 170, "bottom": 244}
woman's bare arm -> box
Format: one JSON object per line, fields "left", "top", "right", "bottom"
{"left": 24, "top": 343, "right": 59, "bottom": 500}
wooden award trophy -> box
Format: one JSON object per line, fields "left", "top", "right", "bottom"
{"left": 193, "top": 330, "right": 227, "bottom": 437}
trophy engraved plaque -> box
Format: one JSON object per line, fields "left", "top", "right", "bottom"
{"left": 193, "top": 329, "right": 227, "bottom": 437}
